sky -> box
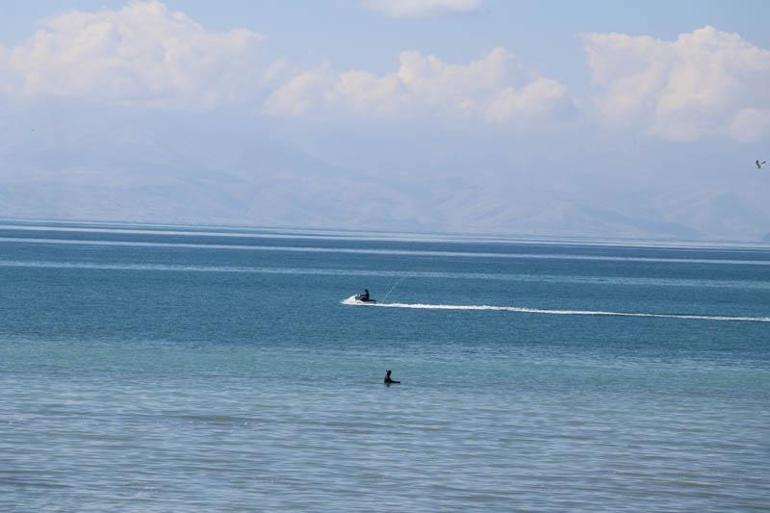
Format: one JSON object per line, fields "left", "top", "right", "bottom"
{"left": 1, "top": 0, "right": 769, "bottom": 240}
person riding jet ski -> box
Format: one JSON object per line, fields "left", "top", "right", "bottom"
{"left": 355, "top": 289, "right": 375, "bottom": 303}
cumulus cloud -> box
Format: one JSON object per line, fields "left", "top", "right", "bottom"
{"left": 363, "top": 0, "right": 481, "bottom": 18}
{"left": 583, "top": 26, "right": 770, "bottom": 142}
{"left": 264, "top": 47, "right": 568, "bottom": 125}
{"left": 0, "top": 0, "right": 264, "bottom": 109}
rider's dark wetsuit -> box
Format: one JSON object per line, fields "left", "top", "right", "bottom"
{"left": 384, "top": 370, "right": 400, "bottom": 384}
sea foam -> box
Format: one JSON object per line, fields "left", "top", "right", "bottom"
{"left": 342, "top": 296, "right": 770, "bottom": 323}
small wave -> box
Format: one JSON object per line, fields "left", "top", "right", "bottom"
{"left": 3, "top": 236, "right": 770, "bottom": 265}
{"left": 341, "top": 297, "right": 770, "bottom": 323}
{"left": 2, "top": 260, "right": 768, "bottom": 290}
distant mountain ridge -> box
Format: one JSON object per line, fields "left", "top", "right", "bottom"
{"left": 2, "top": 107, "right": 769, "bottom": 242}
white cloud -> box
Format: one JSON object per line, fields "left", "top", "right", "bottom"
{"left": 0, "top": 0, "right": 264, "bottom": 109}
{"left": 583, "top": 26, "right": 770, "bottom": 142}
{"left": 265, "top": 47, "right": 568, "bottom": 125}
{"left": 728, "top": 108, "right": 770, "bottom": 142}
{"left": 363, "top": 0, "right": 481, "bottom": 17}
{"left": 0, "top": 47, "right": 12, "bottom": 95}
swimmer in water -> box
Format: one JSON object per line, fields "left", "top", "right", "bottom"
{"left": 384, "top": 369, "right": 400, "bottom": 385}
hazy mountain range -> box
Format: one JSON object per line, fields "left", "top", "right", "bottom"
{"left": 1, "top": 105, "right": 768, "bottom": 241}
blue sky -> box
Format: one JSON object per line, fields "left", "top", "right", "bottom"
{"left": 1, "top": 1, "right": 769, "bottom": 240}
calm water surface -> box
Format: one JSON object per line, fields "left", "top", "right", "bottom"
{"left": 1, "top": 222, "right": 768, "bottom": 512}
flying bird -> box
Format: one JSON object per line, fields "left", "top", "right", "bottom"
{"left": 756, "top": 160, "right": 766, "bottom": 169}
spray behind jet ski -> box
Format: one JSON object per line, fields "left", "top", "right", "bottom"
{"left": 382, "top": 276, "right": 407, "bottom": 302}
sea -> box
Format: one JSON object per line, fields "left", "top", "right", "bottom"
{"left": 1, "top": 221, "right": 768, "bottom": 512}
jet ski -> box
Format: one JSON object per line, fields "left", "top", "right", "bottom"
{"left": 354, "top": 289, "right": 376, "bottom": 303}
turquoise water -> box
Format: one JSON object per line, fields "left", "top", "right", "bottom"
{"left": 1, "top": 222, "right": 769, "bottom": 512}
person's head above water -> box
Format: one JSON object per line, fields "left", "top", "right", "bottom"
{"left": 384, "top": 369, "right": 400, "bottom": 384}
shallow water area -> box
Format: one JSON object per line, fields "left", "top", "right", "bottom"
{"left": 1, "top": 222, "right": 769, "bottom": 512}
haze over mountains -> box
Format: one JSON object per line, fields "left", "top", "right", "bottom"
{"left": 3, "top": 104, "right": 767, "bottom": 241}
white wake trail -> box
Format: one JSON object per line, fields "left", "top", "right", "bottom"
{"left": 341, "top": 297, "right": 770, "bottom": 323}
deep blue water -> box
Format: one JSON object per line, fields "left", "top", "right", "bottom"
{"left": 1, "top": 222, "right": 768, "bottom": 512}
